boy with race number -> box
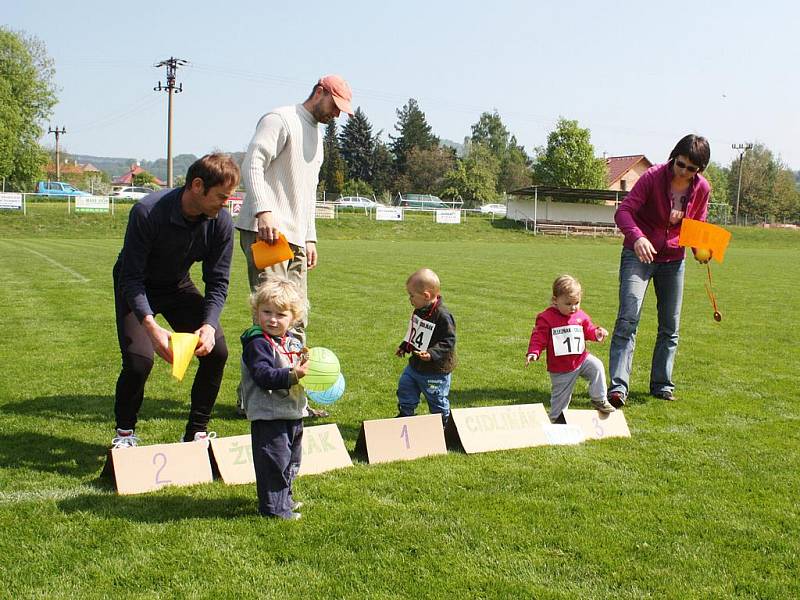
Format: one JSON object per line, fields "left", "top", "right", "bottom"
{"left": 395, "top": 268, "right": 457, "bottom": 426}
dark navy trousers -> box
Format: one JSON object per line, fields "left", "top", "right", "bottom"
{"left": 251, "top": 419, "right": 303, "bottom": 518}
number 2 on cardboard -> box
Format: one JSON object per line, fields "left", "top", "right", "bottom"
{"left": 400, "top": 424, "right": 411, "bottom": 449}
{"left": 153, "top": 452, "right": 172, "bottom": 485}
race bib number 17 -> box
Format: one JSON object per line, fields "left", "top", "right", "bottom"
{"left": 552, "top": 325, "right": 585, "bottom": 356}
{"left": 404, "top": 314, "right": 435, "bottom": 351}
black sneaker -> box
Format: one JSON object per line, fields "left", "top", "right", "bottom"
{"left": 652, "top": 391, "right": 676, "bottom": 401}
{"left": 607, "top": 391, "right": 626, "bottom": 408}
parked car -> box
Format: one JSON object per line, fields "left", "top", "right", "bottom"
{"left": 111, "top": 186, "right": 157, "bottom": 200}
{"left": 337, "top": 196, "right": 379, "bottom": 210}
{"left": 35, "top": 181, "right": 91, "bottom": 197}
{"left": 479, "top": 203, "right": 507, "bottom": 216}
{"left": 397, "top": 193, "right": 448, "bottom": 210}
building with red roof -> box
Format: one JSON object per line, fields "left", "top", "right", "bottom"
{"left": 113, "top": 164, "right": 166, "bottom": 186}
{"left": 606, "top": 155, "right": 652, "bottom": 192}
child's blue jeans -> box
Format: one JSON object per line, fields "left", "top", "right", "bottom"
{"left": 396, "top": 365, "right": 451, "bottom": 423}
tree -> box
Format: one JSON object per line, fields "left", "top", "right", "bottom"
{"left": 532, "top": 118, "right": 607, "bottom": 190}
{"left": 441, "top": 143, "right": 500, "bottom": 208}
{"left": 470, "top": 111, "right": 532, "bottom": 193}
{"left": 339, "top": 107, "right": 375, "bottom": 183}
{"left": 390, "top": 98, "right": 438, "bottom": 176}
{"left": 319, "top": 121, "right": 346, "bottom": 195}
{"left": 702, "top": 162, "right": 730, "bottom": 223}
{"left": 403, "top": 146, "right": 456, "bottom": 194}
{"left": 728, "top": 143, "right": 800, "bottom": 222}
{"left": 370, "top": 135, "right": 394, "bottom": 198}
{"left": 341, "top": 179, "right": 374, "bottom": 197}
{"left": 0, "top": 28, "right": 57, "bottom": 191}
{"left": 133, "top": 171, "right": 158, "bottom": 187}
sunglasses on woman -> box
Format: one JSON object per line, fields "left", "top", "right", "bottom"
{"left": 675, "top": 159, "right": 699, "bottom": 173}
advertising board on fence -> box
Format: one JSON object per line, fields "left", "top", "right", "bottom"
{"left": 75, "top": 195, "right": 110, "bottom": 213}
{"left": 316, "top": 203, "right": 336, "bottom": 219}
{"left": 435, "top": 209, "right": 461, "bottom": 224}
{"left": 376, "top": 206, "right": 403, "bottom": 221}
{"left": 0, "top": 192, "right": 23, "bottom": 210}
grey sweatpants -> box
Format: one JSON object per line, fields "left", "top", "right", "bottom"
{"left": 548, "top": 354, "right": 606, "bottom": 422}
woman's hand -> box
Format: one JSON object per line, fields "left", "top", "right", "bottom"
{"left": 633, "top": 236, "right": 657, "bottom": 264}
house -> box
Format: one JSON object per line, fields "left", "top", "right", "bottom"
{"left": 606, "top": 155, "right": 652, "bottom": 192}
{"left": 113, "top": 164, "right": 166, "bottom": 187}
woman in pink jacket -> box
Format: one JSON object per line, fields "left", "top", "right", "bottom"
{"left": 607, "top": 134, "right": 711, "bottom": 406}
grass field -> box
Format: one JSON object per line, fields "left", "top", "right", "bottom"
{"left": 1, "top": 207, "right": 798, "bottom": 598}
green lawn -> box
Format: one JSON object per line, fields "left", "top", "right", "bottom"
{"left": 0, "top": 208, "right": 798, "bottom": 598}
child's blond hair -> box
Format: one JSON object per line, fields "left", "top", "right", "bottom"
{"left": 552, "top": 274, "right": 582, "bottom": 300}
{"left": 249, "top": 278, "right": 307, "bottom": 323}
{"left": 407, "top": 268, "right": 441, "bottom": 295}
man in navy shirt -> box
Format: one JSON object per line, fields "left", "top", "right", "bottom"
{"left": 112, "top": 154, "right": 240, "bottom": 448}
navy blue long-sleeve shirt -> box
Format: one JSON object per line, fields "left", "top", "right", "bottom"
{"left": 114, "top": 188, "right": 233, "bottom": 328}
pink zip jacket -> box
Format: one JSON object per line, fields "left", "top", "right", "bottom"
{"left": 615, "top": 162, "right": 711, "bottom": 263}
{"left": 527, "top": 307, "right": 602, "bottom": 373}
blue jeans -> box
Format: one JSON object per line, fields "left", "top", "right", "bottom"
{"left": 396, "top": 365, "right": 451, "bottom": 422}
{"left": 608, "top": 247, "right": 685, "bottom": 397}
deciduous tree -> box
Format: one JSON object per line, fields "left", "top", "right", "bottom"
{"left": 0, "top": 27, "right": 57, "bottom": 191}
{"left": 532, "top": 118, "right": 607, "bottom": 190}
{"left": 441, "top": 143, "right": 500, "bottom": 208}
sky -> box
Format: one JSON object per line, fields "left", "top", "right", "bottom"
{"left": 5, "top": 0, "right": 799, "bottom": 170}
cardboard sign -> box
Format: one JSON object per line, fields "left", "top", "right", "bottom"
{"left": 541, "top": 423, "right": 585, "bottom": 445}
{"left": 355, "top": 414, "right": 447, "bottom": 464}
{"left": 565, "top": 409, "right": 631, "bottom": 440}
{"left": 435, "top": 209, "right": 461, "bottom": 224}
{"left": 375, "top": 206, "right": 403, "bottom": 221}
{"left": 678, "top": 218, "right": 732, "bottom": 263}
{"left": 448, "top": 404, "right": 550, "bottom": 454}
{"left": 297, "top": 424, "right": 353, "bottom": 476}
{"left": 209, "top": 434, "right": 255, "bottom": 485}
{"left": 210, "top": 425, "right": 352, "bottom": 485}
{"left": 109, "top": 442, "right": 213, "bottom": 495}
{"left": 251, "top": 235, "right": 295, "bottom": 269}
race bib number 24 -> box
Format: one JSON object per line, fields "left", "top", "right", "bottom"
{"left": 404, "top": 314, "right": 435, "bottom": 351}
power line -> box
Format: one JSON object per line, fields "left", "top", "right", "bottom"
{"left": 154, "top": 57, "right": 187, "bottom": 187}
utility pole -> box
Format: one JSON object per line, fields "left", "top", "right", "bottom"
{"left": 48, "top": 126, "right": 66, "bottom": 180}
{"left": 732, "top": 143, "right": 753, "bottom": 225}
{"left": 154, "top": 57, "right": 187, "bottom": 187}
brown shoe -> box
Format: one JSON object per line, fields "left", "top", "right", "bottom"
{"left": 652, "top": 391, "right": 676, "bottom": 401}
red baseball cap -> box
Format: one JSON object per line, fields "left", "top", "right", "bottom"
{"left": 318, "top": 74, "right": 354, "bottom": 116}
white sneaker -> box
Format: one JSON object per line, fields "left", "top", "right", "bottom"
{"left": 187, "top": 431, "right": 217, "bottom": 449}
{"left": 112, "top": 429, "right": 139, "bottom": 449}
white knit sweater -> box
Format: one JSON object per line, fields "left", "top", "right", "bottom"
{"left": 236, "top": 104, "right": 322, "bottom": 247}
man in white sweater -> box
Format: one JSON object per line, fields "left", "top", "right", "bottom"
{"left": 236, "top": 75, "right": 353, "bottom": 418}
{"left": 237, "top": 74, "right": 353, "bottom": 342}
